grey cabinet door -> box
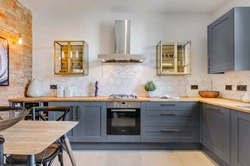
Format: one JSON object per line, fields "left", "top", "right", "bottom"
{"left": 201, "top": 104, "right": 230, "bottom": 164}
{"left": 208, "top": 9, "right": 234, "bottom": 73}
{"left": 231, "top": 110, "right": 250, "bottom": 166}
{"left": 48, "top": 102, "right": 79, "bottom": 142}
{"left": 77, "top": 102, "right": 107, "bottom": 142}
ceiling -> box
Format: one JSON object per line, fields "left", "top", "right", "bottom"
{"left": 18, "top": 0, "right": 229, "bottom": 13}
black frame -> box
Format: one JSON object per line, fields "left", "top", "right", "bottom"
{"left": 107, "top": 108, "right": 140, "bottom": 135}
{"left": 0, "top": 36, "right": 9, "bottom": 86}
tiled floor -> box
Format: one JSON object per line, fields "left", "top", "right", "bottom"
{"left": 52, "top": 150, "right": 218, "bottom": 166}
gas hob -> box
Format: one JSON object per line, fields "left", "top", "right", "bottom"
{"left": 108, "top": 94, "right": 138, "bottom": 99}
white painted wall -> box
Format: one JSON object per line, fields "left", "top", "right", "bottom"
{"left": 211, "top": 1, "right": 250, "bottom": 100}
{"left": 32, "top": 12, "right": 211, "bottom": 97}
{"left": 212, "top": 0, "right": 250, "bottom": 20}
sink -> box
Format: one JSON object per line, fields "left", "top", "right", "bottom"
{"left": 236, "top": 105, "right": 250, "bottom": 109}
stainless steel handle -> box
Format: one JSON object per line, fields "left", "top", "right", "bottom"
{"left": 206, "top": 106, "right": 224, "bottom": 114}
{"left": 160, "top": 129, "right": 178, "bottom": 132}
{"left": 160, "top": 104, "right": 175, "bottom": 106}
{"left": 111, "top": 109, "right": 136, "bottom": 112}
{"left": 160, "top": 113, "right": 176, "bottom": 116}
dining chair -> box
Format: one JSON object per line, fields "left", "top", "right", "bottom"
{"left": 6, "top": 106, "right": 75, "bottom": 166}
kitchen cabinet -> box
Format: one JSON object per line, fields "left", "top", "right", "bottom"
{"left": 231, "top": 110, "right": 250, "bottom": 166}
{"left": 141, "top": 102, "right": 199, "bottom": 142}
{"left": 48, "top": 102, "right": 107, "bottom": 142}
{"left": 201, "top": 104, "right": 230, "bottom": 164}
{"left": 77, "top": 102, "right": 106, "bottom": 142}
{"left": 54, "top": 40, "right": 89, "bottom": 75}
{"left": 48, "top": 102, "right": 79, "bottom": 142}
{"left": 156, "top": 41, "right": 191, "bottom": 75}
{"left": 208, "top": 7, "right": 250, "bottom": 73}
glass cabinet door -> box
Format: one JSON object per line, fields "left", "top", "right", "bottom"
{"left": 54, "top": 41, "right": 89, "bottom": 75}
{"left": 156, "top": 41, "right": 191, "bottom": 75}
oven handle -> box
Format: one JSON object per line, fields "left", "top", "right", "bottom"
{"left": 111, "top": 109, "right": 136, "bottom": 112}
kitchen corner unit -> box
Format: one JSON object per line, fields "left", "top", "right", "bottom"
{"left": 54, "top": 40, "right": 89, "bottom": 75}
{"left": 156, "top": 41, "right": 191, "bottom": 75}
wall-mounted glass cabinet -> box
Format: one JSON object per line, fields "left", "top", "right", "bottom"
{"left": 156, "top": 41, "right": 191, "bottom": 75}
{"left": 54, "top": 40, "right": 89, "bottom": 75}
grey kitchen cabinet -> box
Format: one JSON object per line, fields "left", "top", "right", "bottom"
{"left": 201, "top": 104, "right": 230, "bottom": 164}
{"left": 208, "top": 7, "right": 250, "bottom": 73}
{"left": 231, "top": 110, "right": 250, "bottom": 166}
{"left": 77, "top": 102, "right": 106, "bottom": 142}
{"left": 48, "top": 102, "right": 79, "bottom": 142}
{"left": 141, "top": 102, "right": 199, "bottom": 142}
{"left": 48, "top": 102, "right": 106, "bottom": 142}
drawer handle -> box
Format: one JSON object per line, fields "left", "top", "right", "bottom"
{"left": 160, "top": 113, "right": 176, "bottom": 116}
{"left": 160, "top": 129, "right": 178, "bottom": 132}
{"left": 160, "top": 104, "right": 175, "bottom": 106}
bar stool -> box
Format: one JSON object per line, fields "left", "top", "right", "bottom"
{"left": 6, "top": 106, "right": 76, "bottom": 166}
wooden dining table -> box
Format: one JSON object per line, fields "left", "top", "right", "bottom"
{"left": 0, "top": 120, "right": 78, "bottom": 166}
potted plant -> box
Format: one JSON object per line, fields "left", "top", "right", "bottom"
{"left": 144, "top": 81, "right": 157, "bottom": 97}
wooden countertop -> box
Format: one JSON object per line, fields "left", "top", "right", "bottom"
{"left": 8, "top": 96, "right": 250, "bottom": 114}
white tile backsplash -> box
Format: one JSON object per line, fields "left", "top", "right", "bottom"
{"left": 37, "top": 63, "right": 214, "bottom": 97}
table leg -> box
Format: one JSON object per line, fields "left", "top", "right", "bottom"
{"left": 63, "top": 134, "right": 76, "bottom": 166}
{"left": 27, "top": 155, "right": 36, "bottom": 166}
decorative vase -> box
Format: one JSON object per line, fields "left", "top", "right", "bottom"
{"left": 242, "top": 91, "right": 250, "bottom": 102}
{"left": 27, "top": 79, "right": 43, "bottom": 97}
{"left": 148, "top": 91, "right": 155, "bottom": 98}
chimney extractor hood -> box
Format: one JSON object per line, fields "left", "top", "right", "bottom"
{"left": 98, "top": 20, "right": 147, "bottom": 63}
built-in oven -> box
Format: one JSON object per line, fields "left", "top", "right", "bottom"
{"left": 107, "top": 102, "right": 140, "bottom": 135}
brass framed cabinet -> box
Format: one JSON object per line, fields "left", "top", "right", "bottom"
{"left": 54, "top": 40, "right": 89, "bottom": 75}
{"left": 156, "top": 41, "right": 191, "bottom": 75}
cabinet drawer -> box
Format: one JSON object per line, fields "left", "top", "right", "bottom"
{"left": 143, "top": 109, "right": 198, "bottom": 127}
{"left": 144, "top": 102, "right": 197, "bottom": 111}
{"left": 141, "top": 126, "right": 199, "bottom": 143}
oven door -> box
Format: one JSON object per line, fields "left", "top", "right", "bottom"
{"left": 107, "top": 108, "right": 140, "bottom": 135}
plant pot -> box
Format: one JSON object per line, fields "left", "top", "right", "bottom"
{"left": 147, "top": 91, "right": 155, "bottom": 98}
{"left": 27, "top": 79, "right": 43, "bottom": 97}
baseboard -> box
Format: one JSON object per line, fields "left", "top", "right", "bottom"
{"left": 71, "top": 143, "right": 201, "bottom": 150}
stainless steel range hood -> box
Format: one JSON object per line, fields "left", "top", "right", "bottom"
{"left": 98, "top": 20, "right": 146, "bottom": 63}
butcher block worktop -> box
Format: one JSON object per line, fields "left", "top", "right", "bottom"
{"left": 8, "top": 96, "right": 250, "bottom": 114}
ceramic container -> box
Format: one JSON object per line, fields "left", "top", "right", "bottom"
{"left": 27, "top": 79, "right": 43, "bottom": 97}
{"left": 147, "top": 91, "right": 155, "bottom": 98}
{"left": 65, "top": 87, "right": 73, "bottom": 97}
{"left": 57, "top": 87, "right": 64, "bottom": 97}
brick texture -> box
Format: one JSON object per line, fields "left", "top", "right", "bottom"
{"left": 0, "top": 0, "right": 32, "bottom": 106}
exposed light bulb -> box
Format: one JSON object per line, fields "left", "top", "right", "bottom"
{"left": 18, "top": 34, "right": 22, "bottom": 44}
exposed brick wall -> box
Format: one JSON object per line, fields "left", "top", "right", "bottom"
{"left": 0, "top": 0, "right": 32, "bottom": 106}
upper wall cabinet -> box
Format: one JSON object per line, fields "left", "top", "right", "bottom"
{"left": 208, "top": 7, "right": 250, "bottom": 74}
{"left": 156, "top": 41, "right": 191, "bottom": 75}
{"left": 54, "top": 41, "right": 89, "bottom": 75}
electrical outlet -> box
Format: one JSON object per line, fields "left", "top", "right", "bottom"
{"left": 237, "top": 85, "right": 247, "bottom": 91}
{"left": 225, "top": 85, "right": 232, "bottom": 90}
{"left": 191, "top": 85, "right": 198, "bottom": 90}
{"left": 50, "top": 85, "right": 57, "bottom": 89}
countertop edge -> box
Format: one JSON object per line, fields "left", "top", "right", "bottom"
{"left": 8, "top": 96, "right": 250, "bottom": 114}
